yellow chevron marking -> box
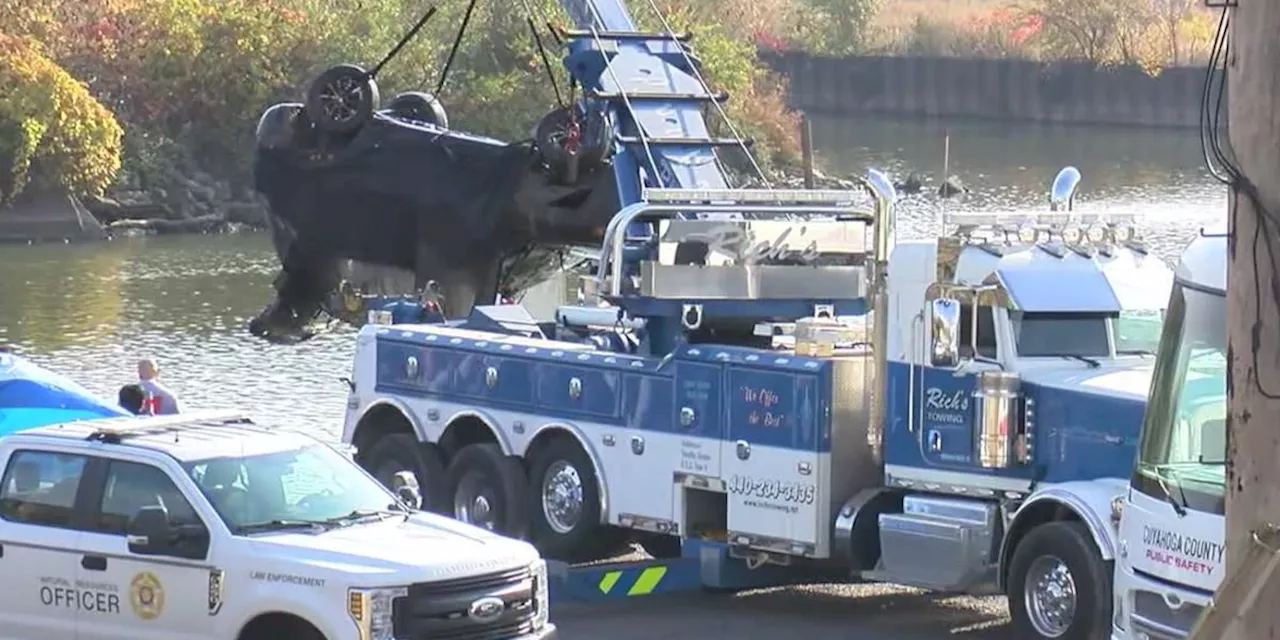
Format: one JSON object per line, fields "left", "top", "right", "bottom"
{"left": 598, "top": 571, "right": 622, "bottom": 594}
{"left": 627, "top": 566, "right": 668, "bottom": 596}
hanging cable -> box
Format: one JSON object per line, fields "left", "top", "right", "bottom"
{"left": 1200, "top": 6, "right": 1280, "bottom": 399}
{"left": 640, "top": 0, "right": 773, "bottom": 190}
{"left": 518, "top": 0, "right": 565, "bottom": 107}
{"left": 436, "top": 0, "right": 480, "bottom": 96}
{"left": 581, "top": 0, "right": 665, "bottom": 189}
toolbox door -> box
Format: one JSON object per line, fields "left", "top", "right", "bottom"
{"left": 721, "top": 365, "right": 828, "bottom": 557}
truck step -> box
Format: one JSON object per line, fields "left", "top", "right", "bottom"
{"left": 588, "top": 89, "right": 729, "bottom": 103}
{"left": 558, "top": 28, "right": 691, "bottom": 42}
{"left": 617, "top": 135, "right": 754, "bottom": 148}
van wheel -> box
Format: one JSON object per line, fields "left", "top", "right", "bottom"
{"left": 358, "top": 433, "right": 447, "bottom": 513}
{"left": 1008, "top": 521, "right": 1112, "bottom": 640}
{"left": 527, "top": 437, "right": 623, "bottom": 561}
{"left": 445, "top": 444, "right": 529, "bottom": 537}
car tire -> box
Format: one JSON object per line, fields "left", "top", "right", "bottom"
{"left": 304, "top": 63, "right": 380, "bottom": 134}
{"left": 358, "top": 433, "right": 448, "bottom": 514}
{"left": 1007, "top": 521, "right": 1112, "bottom": 640}
{"left": 534, "top": 106, "right": 607, "bottom": 184}
{"left": 445, "top": 444, "right": 529, "bottom": 537}
{"left": 526, "top": 437, "right": 623, "bottom": 561}
{"left": 387, "top": 91, "right": 448, "bottom": 128}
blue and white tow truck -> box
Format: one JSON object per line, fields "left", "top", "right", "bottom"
{"left": 1111, "top": 232, "right": 1226, "bottom": 640}
{"left": 341, "top": 165, "right": 1174, "bottom": 639}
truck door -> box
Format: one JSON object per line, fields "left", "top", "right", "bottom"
{"left": 74, "top": 457, "right": 218, "bottom": 640}
{"left": 913, "top": 301, "right": 996, "bottom": 468}
{"left": 0, "top": 449, "right": 91, "bottom": 639}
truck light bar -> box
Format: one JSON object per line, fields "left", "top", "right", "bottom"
{"left": 641, "top": 188, "right": 864, "bottom": 204}
{"left": 86, "top": 409, "right": 249, "bottom": 438}
{"left": 943, "top": 210, "right": 1138, "bottom": 228}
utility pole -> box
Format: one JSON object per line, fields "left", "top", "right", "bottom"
{"left": 1204, "top": 0, "right": 1280, "bottom": 637}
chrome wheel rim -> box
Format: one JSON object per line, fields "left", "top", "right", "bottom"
{"left": 1024, "top": 555, "right": 1077, "bottom": 638}
{"left": 540, "top": 460, "right": 584, "bottom": 534}
{"left": 318, "top": 75, "right": 365, "bottom": 123}
{"left": 453, "top": 471, "right": 497, "bottom": 531}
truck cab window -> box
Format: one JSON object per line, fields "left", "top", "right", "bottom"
{"left": 0, "top": 451, "right": 89, "bottom": 528}
{"left": 95, "top": 460, "right": 202, "bottom": 534}
{"left": 1012, "top": 312, "right": 1110, "bottom": 358}
{"left": 958, "top": 304, "right": 998, "bottom": 359}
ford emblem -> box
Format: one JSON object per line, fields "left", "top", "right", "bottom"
{"left": 467, "top": 596, "right": 504, "bottom": 623}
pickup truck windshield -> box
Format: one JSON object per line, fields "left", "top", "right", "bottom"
{"left": 1134, "top": 283, "right": 1226, "bottom": 514}
{"left": 183, "top": 443, "right": 403, "bottom": 533}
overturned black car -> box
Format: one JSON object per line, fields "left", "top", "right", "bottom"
{"left": 249, "top": 53, "right": 617, "bottom": 342}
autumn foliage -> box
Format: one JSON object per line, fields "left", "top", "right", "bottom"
{"left": 0, "top": 0, "right": 1221, "bottom": 202}
{"left": 0, "top": 33, "right": 122, "bottom": 204}
{"left": 0, "top": 0, "right": 807, "bottom": 199}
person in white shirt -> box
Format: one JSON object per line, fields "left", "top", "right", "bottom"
{"left": 136, "top": 358, "right": 182, "bottom": 415}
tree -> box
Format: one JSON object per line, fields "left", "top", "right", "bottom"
{"left": 793, "top": 0, "right": 883, "bottom": 56}
{"left": 0, "top": 33, "right": 122, "bottom": 204}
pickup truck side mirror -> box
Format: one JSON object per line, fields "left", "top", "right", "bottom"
{"left": 127, "top": 505, "right": 173, "bottom": 556}
{"left": 128, "top": 505, "right": 210, "bottom": 560}
{"left": 392, "top": 470, "right": 422, "bottom": 510}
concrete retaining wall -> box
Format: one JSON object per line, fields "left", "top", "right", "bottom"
{"left": 765, "top": 52, "right": 1206, "bottom": 129}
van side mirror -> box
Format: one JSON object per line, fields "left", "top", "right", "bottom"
{"left": 127, "top": 505, "right": 173, "bottom": 555}
{"left": 930, "top": 298, "right": 961, "bottom": 368}
{"left": 392, "top": 470, "right": 422, "bottom": 510}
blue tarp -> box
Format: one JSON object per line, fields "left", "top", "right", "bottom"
{"left": 0, "top": 353, "right": 127, "bottom": 435}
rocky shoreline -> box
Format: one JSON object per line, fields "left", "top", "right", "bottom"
{"left": 82, "top": 164, "right": 271, "bottom": 236}
{"left": 0, "top": 163, "right": 272, "bottom": 244}
{"left": 0, "top": 162, "right": 961, "bottom": 245}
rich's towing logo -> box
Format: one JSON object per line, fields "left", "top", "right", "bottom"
{"left": 1142, "top": 525, "right": 1225, "bottom": 576}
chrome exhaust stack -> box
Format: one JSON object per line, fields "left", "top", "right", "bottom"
{"left": 1049, "top": 166, "right": 1081, "bottom": 212}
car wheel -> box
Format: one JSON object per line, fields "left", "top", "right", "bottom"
{"left": 526, "top": 436, "right": 623, "bottom": 561}
{"left": 1007, "top": 521, "right": 1112, "bottom": 640}
{"left": 445, "top": 444, "right": 529, "bottom": 537}
{"left": 387, "top": 91, "right": 448, "bottom": 128}
{"left": 358, "top": 433, "right": 448, "bottom": 513}
{"left": 304, "top": 64, "right": 380, "bottom": 134}
{"left": 534, "top": 106, "right": 607, "bottom": 184}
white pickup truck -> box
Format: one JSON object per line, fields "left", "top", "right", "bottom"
{"left": 0, "top": 411, "right": 554, "bottom": 640}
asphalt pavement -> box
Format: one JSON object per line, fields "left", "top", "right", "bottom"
{"left": 551, "top": 583, "right": 1015, "bottom": 639}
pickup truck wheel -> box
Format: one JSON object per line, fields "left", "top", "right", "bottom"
{"left": 359, "top": 433, "right": 447, "bottom": 513}
{"left": 445, "top": 444, "right": 529, "bottom": 537}
{"left": 527, "top": 438, "right": 623, "bottom": 561}
{"left": 1007, "top": 521, "right": 1112, "bottom": 640}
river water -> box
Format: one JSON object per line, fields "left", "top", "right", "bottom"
{"left": 0, "top": 116, "right": 1227, "bottom": 437}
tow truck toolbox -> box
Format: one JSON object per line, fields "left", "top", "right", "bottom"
{"left": 0, "top": 410, "right": 553, "bottom": 640}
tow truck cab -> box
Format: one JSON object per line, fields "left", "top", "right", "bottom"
{"left": 0, "top": 411, "right": 552, "bottom": 640}
{"left": 1112, "top": 233, "right": 1226, "bottom": 640}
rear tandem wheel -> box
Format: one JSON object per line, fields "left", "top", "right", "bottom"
{"left": 445, "top": 443, "right": 530, "bottom": 538}
{"left": 525, "top": 436, "right": 624, "bottom": 562}
{"left": 357, "top": 433, "right": 448, "bottom": 513}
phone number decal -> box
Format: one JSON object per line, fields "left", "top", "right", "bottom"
{"left": 728, "top": 475, "right": 816, "bottom": 505}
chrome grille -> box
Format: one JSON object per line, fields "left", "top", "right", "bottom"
{"left": 393, "top": 566, "right": 538, "bottom": 640}
{"left": 1131, "top": 589, "right": 1204, "bottom": 639}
